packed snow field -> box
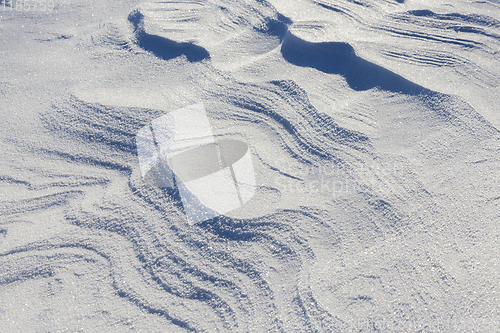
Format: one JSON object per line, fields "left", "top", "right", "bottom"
{"left": 1, "top": 0, "right": 500, "bottom": 331}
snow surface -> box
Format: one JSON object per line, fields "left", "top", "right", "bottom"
{"left": 1, "top": 0, "right": 500, "bottom": 331}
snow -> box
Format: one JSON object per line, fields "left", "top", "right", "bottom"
{"left": 1, "top": 0, "right": 499, "bottom": 331}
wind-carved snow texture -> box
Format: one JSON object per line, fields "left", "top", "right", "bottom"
{"left": 1, "top": 0, "right": 500, "bottom": 332}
